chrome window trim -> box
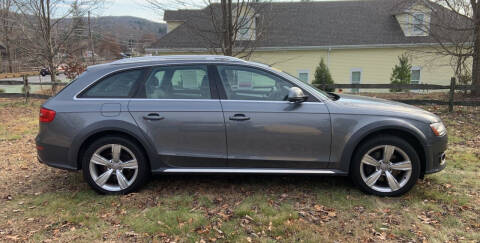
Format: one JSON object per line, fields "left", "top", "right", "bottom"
{"left": 73, "top": 61, "right": 330, "bottom": 102}
{"left": 71, "top": 98, "right": 323, "bottom": 105}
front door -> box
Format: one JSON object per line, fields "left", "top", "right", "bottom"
{"left": 215, "top": 65, "right": 331, "bottom": 169}
{"left": 128, "top": 65, "right": 227, "bottom": 168}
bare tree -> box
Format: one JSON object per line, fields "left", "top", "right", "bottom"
{"left": 14, "top": 0, "right": 102, "bottom": 92}
{"left": 96, "top": 34, "right": 122, "bottom": 59}
{"left": 0, "top": 0, "right": 16, "bottom": 73}
{"left": 397, "top": 0, "right": 480, "bottom": 95}
{"left": 146, "top": 0, "right": 273, "bottom": 59}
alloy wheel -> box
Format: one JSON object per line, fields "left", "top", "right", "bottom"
{"left": 359, "top": 145, "right": 412, "bottom": 193}
{"left": 89, "top": 144, "right": 139, "bottom": 192}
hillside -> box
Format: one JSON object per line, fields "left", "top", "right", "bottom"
{"left": 91, "top": 16, "right": 166, "bottom": 44}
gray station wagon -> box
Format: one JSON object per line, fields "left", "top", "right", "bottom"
{"left": 36, "top": 55, "right": 447, "bottom": 196}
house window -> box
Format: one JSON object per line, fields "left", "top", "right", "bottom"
{"left": 412, "top": 13, "right": 425, "bottom": 34}
{"left": 351, "top": 69, "right": 362, "bottom": 93}
{"left": 236, "top": 15, "right": 256, "bottom": 40}
{"left": 298, "top": 70, "right": 309, "bottom": 83}
{"left": 411, "top": 67, "right": 421, "bottom": 84}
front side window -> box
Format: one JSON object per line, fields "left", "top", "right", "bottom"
{"left": 217, "top": 65, "right": 294, "bottom": 101}
{"left": 81, "top": 69, "right": 144, "bottom": 98}
{"left": 140, "top": 65, "right": 211, "bottom": 99}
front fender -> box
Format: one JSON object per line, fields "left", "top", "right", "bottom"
{"left": 330, "top": 115, "right": 429, "bottom": 172}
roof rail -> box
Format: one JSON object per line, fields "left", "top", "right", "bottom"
{"left": 110, "top": 55, "right": 245, "bottom": 65}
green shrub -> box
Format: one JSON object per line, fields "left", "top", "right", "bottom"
{"left": 312, "top": 58, "right": 335, "bottom": 92}
{"left": 390, "top": 54, "right": 412, "bottom": 92}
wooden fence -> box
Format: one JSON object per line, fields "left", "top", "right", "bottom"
{"left": 315, "top": 78, "right": 477, "bottom": 111}
{"left": 0, "top": 76, "right": 478, "bottom": 111}
{"left": 0, "top": 75, "right": 67, "bottom": 101}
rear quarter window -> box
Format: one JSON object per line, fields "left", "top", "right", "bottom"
{"left": 80, "top": 69, "right": 144, "bottom": 98}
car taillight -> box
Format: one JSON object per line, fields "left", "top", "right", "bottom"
{"left": 39, "top": 107, "right": 56, "bottom": 123}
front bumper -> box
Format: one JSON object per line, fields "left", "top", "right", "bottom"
{"left": 424, "top": 134, "right": 448, "bottom": 174}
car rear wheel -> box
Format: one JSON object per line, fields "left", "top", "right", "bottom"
{"left": 351, "top": 136, "right": 421, "bottom": 196}
{"left": 82, "top": 136, "right": 149, "bottom": 194}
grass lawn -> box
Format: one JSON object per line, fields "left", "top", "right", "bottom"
{"left": 0, "top": 97, "right": 478, "bottom": 242}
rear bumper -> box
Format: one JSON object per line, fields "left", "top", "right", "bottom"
{"left": 36, "top": 136, "right": 78, "bottom": 171}
{"left": 424, "top": 134, "right": 448, "bottom": 174}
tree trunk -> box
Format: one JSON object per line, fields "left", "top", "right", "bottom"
{"left": 5, "top": 40, "right": 13, "bottom": 73}
{"left": 221, "top": 0, "right": 227, "bottom": 55}
{"left": 226, "top": 0, "right": 233, "bottom": 56}
{"left": 1, "top": 1, "right": 13, "bottom": 73}
{"left": 7, "top": 54, "right": 13, "bottom": 73}
{"left": 472, "top": 1, "right": 480, "bottom": 96}
{"left": 221, "top": 0, "right": 233, "bottom": 56}
{"left": 48, "top": 61, "right": 56, "bottom": 93}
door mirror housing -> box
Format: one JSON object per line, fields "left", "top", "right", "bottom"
{"left": 287, "top": 87, "right": 308, "bottom": 103}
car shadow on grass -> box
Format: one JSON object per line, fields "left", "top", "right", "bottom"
{"left": 146, "top": 173, "right": 359, "bottom": 198}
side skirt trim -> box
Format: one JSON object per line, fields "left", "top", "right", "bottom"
{"left": 161, "top": 168, "right": 342, "bottom": 174}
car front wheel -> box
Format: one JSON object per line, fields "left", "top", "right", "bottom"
{"left": 351, "top": 136, "right": 421, "bottom": 196}
{"left": 82, "top": 136, "right": 149, "bottom": 194}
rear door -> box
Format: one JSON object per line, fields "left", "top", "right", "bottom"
{"left": 214, "top": 65, "right": 332, "bottom": 169}
{"left": 128, "top": 64, "right": 227, "bottom": 168}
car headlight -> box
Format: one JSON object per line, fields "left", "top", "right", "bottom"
{"left": 430, "top": 122, "right": 446, "bottom": 136}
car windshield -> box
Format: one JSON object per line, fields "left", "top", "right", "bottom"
{"left": 280, "top": 70, "right": 337, "bottom": 100}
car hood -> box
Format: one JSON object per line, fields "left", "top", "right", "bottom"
{"left": 328, "top": 94, "right": 441, "bottom": 123}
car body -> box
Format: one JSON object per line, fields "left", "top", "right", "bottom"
{"left": 36, "top": 55, "right": 447, "bottom": 196}
{"left": 40, "top": 64, "right": 66, "bottom": 76}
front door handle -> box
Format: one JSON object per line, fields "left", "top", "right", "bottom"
{"left": 229, "top": 114, "right": 250, "bottom": 121}
{"left": 143, "top": 113, "right": 164, "bottom": 121}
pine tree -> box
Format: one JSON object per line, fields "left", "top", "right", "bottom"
{"left": 390, "top": 54, "right": 412, "bottom": 92}
{"left": 312, "top": 58, "right": 335, "bottom": 92}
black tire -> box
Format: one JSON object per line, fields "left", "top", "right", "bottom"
{"left": 350, "top": 135, "right": 421, "bottom": 197}
{"left": 82, "top": 136, "right": 149, "bottom": 194}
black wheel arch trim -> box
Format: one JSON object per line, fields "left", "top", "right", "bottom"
{"left": 336, "top": 119, "right": 429, "bottom": 173}
{"left": 68, "top": 120, "right": 160, "bottom": 170}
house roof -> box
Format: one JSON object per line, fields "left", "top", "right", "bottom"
{"left": 152, "top": 0, "right": 467, "bottom": 50}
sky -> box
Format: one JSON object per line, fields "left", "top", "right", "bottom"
{"left": 101, "top": 0, "right": 164, "bottom": 22}
{"left": 100, "top": 0, "right": 211, "bottom": 23}
{"left": 100, "top": 0, "right": 341, "bottom": 23}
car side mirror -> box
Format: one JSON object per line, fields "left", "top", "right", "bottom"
{"left": 287, "top": 87, "right": 308, "bottom": 103}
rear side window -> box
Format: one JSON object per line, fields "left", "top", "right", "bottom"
{"left": 138, "top": 65, "right": 211, "bottom": 99}
{"left": 81, "top": 69, "right": 144, "bottom": 98}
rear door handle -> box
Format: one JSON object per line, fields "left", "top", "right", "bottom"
{"left": 143, "top": 113, "right": 164, "bottom": 121}
{"left": 229, "top": 114, "right": 250, "bottom": 121}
